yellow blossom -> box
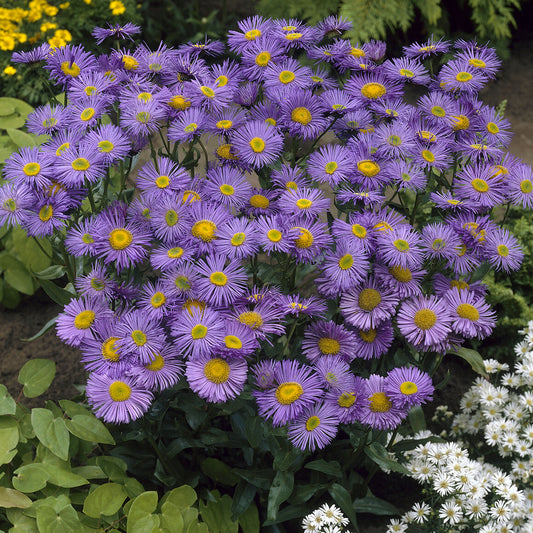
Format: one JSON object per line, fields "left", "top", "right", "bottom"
{"left": 83, "top": 0, "right": 92, "bottom": 4}
{"left": 59, "top": 2, "right": 70, "bottom": 8}
{"left": 40, "top": 22, "right": 57, "bottom": 32}
{"left": 54, "top": 29, "right": 72, "bottom": 42}
{"left": 109, "top": 0, "right": 126, "bottom": 15}
{"left": 3, "top": 66, "right": 17, "bottom": 76}
{"left": 44, "top": 5, "right": 58, "bottom": 16}
{"left": 48, "top": 35, "right": 66, "bottom": 48}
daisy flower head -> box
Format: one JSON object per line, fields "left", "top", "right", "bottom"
{"left": 482, "top": 227, "right": 524, "bottom": 273}
{"left": 381, "top": 56, "right": 431, "bottom": 85}
{"left": 289, "top": 219, "right": 332, "bottom": 263}
{"left": 324, "top": 375, "right": 366, "bottom": 424}
{"left": 120, "top": 96, "right": 167, "bottom": 138}
{"left": 75, "top": 263, "right": 116, "bottom": 301}
{"left": 149, "top": 197, "right": 190, "bottom": 244}
{"left": 313, "top": 355, "right": 353, "bottom": 391}
{"left": 454, "top": 162, "right": 506, "bottom": 208}
{"left": 230, "top": 120, "right": 284, "bottom": 168}
{"left": 254, "top": 359, "right": 323, "bottom": 427}
{"left": 150, "top": 242, "right": 198, "bottom": 273}
{"left": 301, "top": 320, "right": 358, "bottom": 363}
{"left": 384, "top": 367, "right": 434, "bottom": 408}
{"left": 64, "top": 217, "right": 99, "bottom": 257}
{"left": 420, "top": 222, "right": 462, "bottom": 262}
{"left": 214, "top": 218, "right": 259, "bottom": 260}
{"left": 92, "top": 22, "right": 141, "bottom": 45}
{"left": 346, "top": 71, "right": 403, "bottom": 107}
{"left": 306, "top": 144, "right": 353, "bottom": 187}
{"left": 204, "top": 166, "right": 252, "bottom": 211}
{"left": 374, "top": 263, "right": 426, "bottom": 300}
{"left": 473, "top": 104, "right": 513, "bottom": 147}
{"left": 396, "top": 295, "right": 453, "bottom": 351}
{"left": 287, "top": 402, "right": 339, "bottom": 452}
{"left": 44, "top": 44, "right": 97, "bottom": 87}
{"left": 227, "top": 15, "right": 274, "bottom": 53}
{"left": 167, "top": 107, "right": 208, "bottom": 142}
{"left": 137, "top": 280, "right": 176, "bottom": 321}
{"left": 263, "top": 57, "right": 313, "bottom": 100}
{"left": 84, "top": 123, "right": 131, "bottom": 166}
{"left": 132, "top": 344, "right": 184, "bottom": 393}
{"left": 455, "top": 40, "right": 502, "bottom": 79}
{"left": 373, "top": 121, "right": 418, "bottom": 160}
{"left": 330, "top": 215, "right": 376, "bottom": 255}
{"left": 3, "top": 146, "right": 53, "bottom": 190}
{"left": 278, "top": 187, "right": 330, "bottom": 221}
{"left": 26, "top": 103, "right": 66, "bottom": 136}
{"left": 240, "top": 35, "right": 285, "bottom": 81}
{"left": 403, "top": 36, "right": 451, "bottom": 59}
{"left": 186, "top": 355, "right": 248, "bottom": 403}
{"left": 439, "top": 60, "right": 488, "bottom": 93}
{"left": 215, "top": 320, "right": 259, "bottom": 359}
{"left": 318, "top": 88, "right": 359, "bottom": 115}
{"left": 340, "top": 276, "right": 400, "bottom": 330}
{"left": 232, "top": 300, "right": 286, "bottom": 341}
{"left": 255, "top": 215, "right": 299, "bottom": 254}
{"left": 278, "top": 294, "right": 327, "bottom": 319}
{"left": 136, "top": 156, "right": 190, "bottom": 199}
{"left": 376, "top": 225, "right": 424, "bottom": 270}
{"left": 86, "top": 373, "right": 153, "bottom": 424}
{"left": 54, "top": 143, "right": 106, "bottom": 188}
{"left": 417, "top": 91, "right": 459, "bottom": 127}
{"left": 0, "top": 183, "right": 33, "bottom": 228}
{"left": 504, "top": 162, "right": 533, "bottom": 209}
{"left": 351, "top": 320, "right": 395, "bottom": 360}
{"left": 187, "top": 201, "right": 232, "bottom": 254}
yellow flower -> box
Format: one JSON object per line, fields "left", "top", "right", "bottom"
{"left": 0, "top": 35, "right": 16, "bottom": 51}
{"left": 59, "top": 2, "right": 70, "bottom": 8}
{"left": 3, "top": 66, "right": 17, "bottom": 76}
{"left": 55, "top": 29, "right": 72, "bottom": 41}
{"left": 83, "top": 0, "right": 92, "bottom": 4}
{"left": 44, "top": 5, "right": 58, "bottom": 16}
{"left": 48, "top": 35, "right": 66, "bottom": 48}
{"left": 14, "top": 32, "right": 28, "bottom": 43}
{"left": 109, "top": 0, "right": 126, "bottom": 15}
{"left": 40, "top": 22, "right": 57, "bottom": 32}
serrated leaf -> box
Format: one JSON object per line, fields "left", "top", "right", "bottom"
{"left": 19, "top": 359, "right": 56, "bottom": 398}
{"left": 0, "top": 384, "right": 16, "bottom": 415}
{"left": 65, "top": 414, "right": 115, "bottom": 445}
{"left": 0, "top": 416, "right": 19, "bottom": 466}
{"left": 83, "top": 483, "right": 127, "bottom": 518}
{"left": 448, "top": 347, "right": 488, "bottom": 378}
{"left": 31, "top": 408, "right": 69, "bottom": 461}
{"left": 0, "top": 488, "right": 32, "bottom": 509}
{"left": 12, "top": 464, "right": 49, "bottom": 493}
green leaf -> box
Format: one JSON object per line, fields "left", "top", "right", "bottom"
{"left": 160, "top": 501, "right": 185, "bottom": 533}
{"left": 161, "top": 485, "right": 197, "bottom": 510}
{"left": 364, "top": 442, "right": 410, "bottom": 476}
{"left": 19, "top": 359, "right": 56, "bottom": 398}
{"left": 201, "top": 458, "right": 239, "bottom": 486}
{"left": 31, "top": 408, "right": 70, "bottom": 461}
{"left": 0, "top": 97, "right": 34, "bottom": 117}
{"left": 127, "top": 492, "right": 159, "bottom": 533}
{"left": 328, "top": 483, "right": 357, "bottom": 530}
{"left": 96, "top": 456, "right": 128, "bottom": 483}
{"left": 38, "top": 279, "right": 74, "bottom": 306}
{"left": 14, "top": 229, "right": 52, "bottom": 273}
{"left": 12, "top": 464, "right": 49, "bottom": 493}
{"left": 33, "top": 265, "right": 67, "bottom": 280}
{"left": 199, "top": 494, "right": 238, "bottom": 533}
{"left": 0, "top": 115, "right": 26, "bottom": 129}
{"left": 230, "top": 482, "right": 256, "bottom": 521}
{"left": 408, "top": 405, "right": 426, "bottom": 433}
{"left": 448, "top": 347, "right": 488, "bottom": 378}
{"left": 36, "top": 503, "right": 82, "bottom": 533}
{"left": 123, "top": 478, "right": 145, "bottom": 499}
{"left": 42, "top": 464, "right": 89, "bottom": 488}
{"left": 4, "top": 266, "right": 34, "bottom": 295}
{"left": 233, "top": 469, "right": 273, "bottom": 491}
{"left": 59, "top": 399, "right": 91, "bottom": 418}
{"left": 65, "top": 414, "right": 115, "bottom": 445}
{"left": 21, "top": 316, "right": 57, "bottom": 342}
{"left": 304, "top": 459, "right": 342, "bottom": 478}
{"left": 0, "top": 384, "right": 16, "bottom": 415}
{"left": 0, "top": 101, "right": 16, "bottom": 116}
{"left": 267, "top": 470, "right": 294, "bottom": 521}
{"left": 353, "top": 494, "right": 400, "bottom": 515}
{"left": 0, "top": 416, "right": 19, "bottom": 465}
{"left": 238, "top": 503, "right": 259, "bottom": 533}
{"left": 83, "top": 483, "right": 127, "bottom": 518}
{"left": 6, "top": 128, "right": 38, "bottom": 148}
{"left": 0, "top": 487, "right": 32, "bottom": 509}
{"left": 5, "top": 508, "right": 39, "bottom": 532}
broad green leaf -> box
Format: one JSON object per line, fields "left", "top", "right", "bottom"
{"left": 36, "top": 504, "right": 81, "bottom": 533}
{"left": 96, "top": 456, "right": 128, "bottom": 483}
{"left": 5, "top": 508, "right": 39, "bottom": 532}
{"left": 304, "top": 459, "right": 342, "bottom": 478}
{"left": 12, "top": 464, "right": 49, "bottom": 493}
{"left": 0, "top": 384, "right": 16, "bottom": 415}
{"left": 160, "top": 501, "right": 185, "bottom": 532}
{"left": 71, "top": 465, "right": 106, "bottom": 480}
{"left": 328, "top": 483, "right": 357, "bottom": 530}
{"left": 59, "top": 400, "right": 91, "bottom": 418}
{"left": 230, "top": 482, "right": 256, "bottom": 521}
{"left": 200, "top": 458, "right": 239, "bottom": 486}
{"left": 33, "top": 265, "right": 67, "bottom": 280}
{"left": 233, "top": 469, "right": 273, "bottom": 490}
{"left": 38, "top": 279, "right": 74, "bottom": 306}
{"left": 364, "top": 442, "right": 410, "bottom": 476}
{"left": 0, "top": 115, "right": 26, "bottom": 129}
{"left": 83, "top": 483, "right": 127, "bottom": 518}
{"left": 0, "top": 487, "right": 32, "bottom": 508}
{"left": 42, "top": 464, "right": 88, "bottom": 488}
{"left": 237, "top": 503, "right": 259, "bottom": 533}
{"left": 127, "top": 491, "right": 158, "bottom": 533}
{"left": 123, "top": 478, "right": 145, "bottom": 499}
{"left": 0, "top": 416, "right": 19, "bottom": 465}
{"left": 267, "top": 470, "right": 293, "bottom": 521}
{"left": 5, "top": 266, "right": 34, "bottom": 295}
{"left": 0, "top": 97, "right": 34, "bottom": 117}
{"left": 0, "top": 101, "right": 16, "bottom": 116}
{"left": 199, "top": 494, "right": 238, "bottom": 533}
{"left": 408, "top": 405, "right": 426, "bottom": 433}
{"left": 161, "top": 485, "right": 197, "bottom": 510}
{"left": 31, "top": 408, "right": 69, "bottom": 461}
{"left": 353, "top": 495, "right": 400, "bottom": 516}
{"left": 13, "top": 228, "right": 52, "bottom": 273}
{"left": 65, "top": 414, "right": 115, "bottom": 445}
{"left": 6, "top": 128, "right": 38, "bottom": 148}
{"left": 18, "top": 359, "right": 56, "bottom": 398}
{"left": 448, "top": 347, "right": 488, "bottom": 378}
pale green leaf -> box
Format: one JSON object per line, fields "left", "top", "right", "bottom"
{"left": 0, "top": 416, "right": 19, "bottom": 466}
{"left": 83, "top": 483, "right": 127, "bottom": 518}
{"left": 12, "top": 464, "right": 49, "bottom": 493}
{"left": 65, "top": 415, "right": 115, "bottom": 445}
{"left": 31, "top": 408, "right": 69, "bottom": 461}
{"left": 19, "top": 359, "right": 56, "bottom": 398}
{"left": 0, "top": 487, "right": 32, "bottom": 509}
{"left": 0, "top": 384, "right": 16, "bottom": 416}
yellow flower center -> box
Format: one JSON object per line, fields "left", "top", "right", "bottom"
{"left": 275, "top": 382, "right": 304, "bottom": 405}
{"left": 388, "top": 135, "right": 402, "bottom": 146}
{"left": 42, "top": 117, "right": 58, "bottom": 128}
{"left": 216, "top": 75, "right": 228, "bottom": 87}
{"left": 56, "top": 142, "right": 70, "bottom": 156}
{"left": 169, "top": 95, "right": 191, "bottom": 110}
{"left": 285, "top": 32, "right": 302, "bottom": 41}
{"left": 486, "top": 122, "right": 499, "bottom": 134}
{"left": 497, "top": 244, "right": 509, "bottom": 257}
{"left": 520, "top": 180, "right": 532, "bottom": 193}
{"left": 338, "top": 392, "right": 356, "bottom": 408}
{"left": 150, "top": 292, "right": 166, "bottom": 308}
{"left": 399, "top": 68, "right": 414, "bottom": 78}
{"left": 389, "top": 265, "right": 412, "bottom": 282}
{"left": 294, "top": 227, "right": 314, "bottom": 248}
{"left": 3, "top": 198, "right": 16, "bottom": 211}
{"left": 155, "top": 175, "right": 169, "bottom": 188}
{"left": 296, "top": 198, "right": 312, "bottom": 209}
{"left": 80, "top": 107, "right": 95, "bottom": 121}
{"left": 393, "top": 239, "right": 410, "bottom": 252}
{"left": 338, "top": 254, "right": 354, "bottom": 270}
{"left": 167, "top": 247, "right": 184, "bottom": 258}
{"left": 450, "top": 280, "right": 469, "bottom": 290}
{"left": 358, "top": 288, "right": 381, "bottom": 311}
{"left": 137, "top": 92, "right": 152, "bottom": 103}
{"left": 216, "top": 119, "right": 232, "bottom": 130}
{"left": 224, "top": 335, "right": 242, "bottom": 349}
{"left": 255, "top": 51, "right": 271, "bottom": 67}
{"left": 231, "top": 232, "right": 246, "bottom": 246}
{"left": 357, "top": 160, "right": 380, "bottom": 177}
{"left": 455, "top": 71, "right": 473, "bottom": 82}
{"left": 82, "top": 233, "right": 94, "bottom": 244}
{"left": 413, "top": 309, "right": 437, "bottom": 330}
{"left": 352, "top": 224, "right": 367, "bottom": 238}
{"left": 265, "top": 117, "right": 277, "bottom": 127}
{"left": 452, "top": 114, "right": 470, "bottom": 130}
{"left": 245, "top": 29, "right": 261, "bottom": 40}
{"left": 165, "top": 210, "right": 178, "bottom": 226}
{"left": 250, "top": 194, "right": 269, "bottom": 208}
{"left": 101, "top": 337, "right": 120, "bottom": 362}
{"left": 204, "top": 358, "right": 230, "bottom": 383}
{"left": 469, "top": 58, "right": 486, "bottom": 68}
{"left": 238, "top": 311, "right": 263, "bottom": 329}
{"left": 291, "top": 107, "right": 312, "bottom": 125}
{"left": 249, "top": 137, "right": 266, "bottom": 153}
{"left": 191, "top": 324, "right": 208, "bottom": 339}
{"left": 400, "top": 381, "right": 418, "bottom": 395}
{"left": 324, "top": 161, "right": 338, "bottom": 174}
{"left": 136, "top": 111, "right": 151, "bottom": 124}
{"left": 219, "top": 184, "right": 234, "bottom": 196}
{"left": 267, "top": 229, "right": 282, "bottom": 242}
{"left": 360, "top": 82, "right": 386, "bottom": 99}
{"left": 457, "top": 303, "right": 480, "bottom": 321}
{"left": 108, "top": 381, "right": 131, "bottom": 402}
{"left": 184, "top": 123, "right": 197, "bottom": 133}
{"left": 98, "top": 140, "right": 114, "bottom": 153}
{"left": 318, "top": 337, "right": 341, "bottom": 355}
{"left": 131, "top": 330, "right": 147, "bottom": 346}
{"left": 191, "top": 220, "right": 217, "bottom": 242}
{"left": 431, "top": 105, "right": 446, "bottom": 117}
{"left": 108, "top": 228, "right": 133, "bottom": 250}
{"left": 39, "top": 205, "right": 53, "bottom": 222}
{"left": 71, "top": 158, "right": 90, "bottom": 171}
{"left": 74, "top": 310, "right": 95, "bottom": 329}
{"left": 174, "top": 276, "right": 190, "bottom": 290}
{"left": 421, "top": 150, "right": 435, "bottom": 162}
{"left": 23, "top": 162, "right": 40, "bottom": 176}
{"left": 359, "top": 329, "right": 377, "bottom": 343}
{"left": 472, "top": 178, "right": 489, "bottom": 192}
{"left": 279, "top": 70, "right": 295, "bottom": 84}
{"left": 350, "top": 47, "right": 365, "bottom": 57}
{"left": 60, "top": 61, "right": 80, "bottom": 77}
{"left": 305, "top": 415, "right": 320, "bottom": 431}
{"left": 145, "top": 354, "right": 165, "bottom": 371}
{"left": 209, "top": 271, "right": 227, "bottom": 286}
{"left": 369, "top": 392, "right": 392, "bottom": 412}
{"left": 122, "top": 55, "right": 138, "bottom": 70}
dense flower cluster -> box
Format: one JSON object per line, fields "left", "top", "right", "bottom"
{"left": 1, "top": 16, "right": 531, "bottom": 450}
{"left": 387, "top": 325, "right": 533, "bottom": 532}
{"left": 302, "top": 503, "right": 352, "bottom": 532}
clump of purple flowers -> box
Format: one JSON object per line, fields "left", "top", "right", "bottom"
{"left": 2, "top": 16, "right": 530, "bottom": 452}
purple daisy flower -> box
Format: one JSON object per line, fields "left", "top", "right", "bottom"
{"left": 403, "top": 36, "right": 450, "bottom": 59}
{"left": 482, "top": 227, "right": 524, "bottom": 273}
{"left": 54, "top": 143, "right": 105, "bottom": 187}
{"left": 411, "top": 142, "right": 452, "bottom": 172}
{"left": 252, "top": 360, "right": 279, "bottom": 390}
{"left": 306, "top": 144, "right": 353, "bottom": 187}
{"left": 186, "top": 355, "right": 248, "bottom": 403}
{"left": 83, "top": 124, "right": 131, "bottom": 165}
{"left": 278, "top": 187, "right": 330, "bottom": 220}
{"left": 254, "top": 359, "right": 323, "bottom": 427}
{"left": 86, "top": 373, "right": 153, "bottom": 424}
{"left": 263, "top": 57, "right": 313, "bottom": 100}
{"left": 64, "top": 217, "right": 99, "bottom": 257}
{"left": 249, "top": 101, "right": 282, "bottom": 129}
{"left": 149, "top": 198, "right": 190, "bottom": 244}
{"left": 92, "top": 22, "right": 141, "bottom": 45}
{"left": 382, "top": 56, "right": 430, "bottom": 85}
{"left": 454, "top": 162, "right": 506, "bottom": 208}
{"left": 160, "top": 263, "right": 199, "bottom": 301}
{"left": 3, "top": 147, "right": 53, "bottom": 190}
{"left": 278, "top": 294, "right": 327, "bottom": 319}
{"left": 288, "top": 219, "right": 332, "bottom": 263}
{"left": 376, "top": 225, "right": 424, "bottom": 270}
{"left": 373, "top": 263, "right": 426, "bottom": 300}
{"left": 22, "top": 193, "right": 70, "bottom": 237}
{"left": 137, "top": 280, "right": 176, "bottom": 321}
{"left": 324, "top": 375, "right": 365, "bottom": 424}
{"left": 313, "top": 355, "right": 353, "bottom": 391}
{"left": 203, "top": 166, "right": 253, "bottom": 210}
{"left": 67, "top": 96, "right": 109, "bottom": 132}
{"left": 167, "top": 107, "right": 208, "bottom": 143}
{"left": 204, "top": 106, "right": 247, "bottom": 136}
{"left": 11, "top": 43, "right": 50, "bottom": 64}
{"left": 420, "top": 222, "right": 462, "bottom": 262}
{"left": 255, "top": 215, "right": 299, "bottom": 254}
{"left": 26, "top": 104, "right": 66, "bottom": 136}
{"left": 272, "top": 19, "right": 319, "bottom": 51}
{"left": 396, "top": 295, "right": 453, "bottom": 351}
{"left": 417, "top": 91, "right": 459, "bottom": 127}
{"left": 455, "top": 41, "right": 501, "bottom": 79}
{"left": 316, "top": 15, "right": 352, "bottom": 37}
{"left": 374, "top": 121, "right": 419, "bottom": 160}
{"left": 340, "top": 276, "right": 400, "bottom": 330}
{"left": 185, "top": 77, "right": 232, "bottom": 112}
{"left": 385, "top": 160, "right": 427, "bottom": 192}
{"left": 0, "top": 183, "right": 33, "bottom": 227}
{"left": 430, "top": 191, "right": 477, "bottom": 213}
{"left": 346, "top": 72, "right": 403, "bottom": 107}
{"left": 473, "top": 105, "right": 513, "bottom": 148}
{"left": 287, "top": 402, "right": 338, "bottom": 452}
{"left": 227, "top": 15, "right": 275, "bottom": 53}
{"left": 230, "top": 120, "right": 284, "bottom": 168}
{"left": 351, "top": 320, "right": 395, "bottom": 360}
{"left": 56, "top": 296, "right": 112, "bottom": 348}
{"left": 75, "top": 263, "right": 116, "bottom": 301}
{"left": 318, "top": 88, "right": 359, "bottom": 115}
{"left": 132, "top": 344, "right": 184, "bottom": 392}
{"left": 215, "top": 320, "right": 259, "bottom": 359}
{"left": 44, "top": 44, "right": 97, "bottom": 87}
{"left": 245, "top": 188, "right": 279, "bottom": 217}
{"left": 330, "top": 215, "right": 376, "bottom": 255}
{"left": 179, "top": 37, "right": 225, "bottom": 58}
{"left": 438, "top": 60, "right": 488, "bottom": 93}
{"left": 214, "top": 218, "right": 260, "bottom": 260}
{"left": 231, "top": 300, "right": 286, "bottom": 341}
{"left": 149, "top": 242, "right": 198, "bottom": 273}
{"left": 136, "top": 156, "right": 190, "bottom": 199}
{"left": 171, "top": 307, "right": 225, "bottom": 359}
{"left": 121, "top": 97, "right": 167, "bottom": 138}
{"left": 349, "top": 139, "right": 391, "bottom": 190}
{"left": 443, "top": 287, "right": 496, "bottom": 339}
{"left": 301, "top": 320, "right": 358, "bottom": 363}
{"left": 432, "top": 273, "right": 488, "bottom": 299}
{"left": 279, "top": 89, "right": 329, "bottom": 141}
{"left": 505, "top": 163, "right": 533, "bottom": 209}
{"left": 384, "top": 367, "right": 434, "bottom": 409}
{"left": 187, "top": 201, "right": 233, "bottom": 254}
{"left": 358, "top": 374, "right": 409, "bottom": 430}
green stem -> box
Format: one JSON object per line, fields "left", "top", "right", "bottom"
{"left": 197, "top": 137, "right": 210, "bottom": 171}
{"left": 87, "top": 186, "right": 97, "bottom": 213}
{"left": 283, "top": 318, "right": 300, "bottom": 356}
